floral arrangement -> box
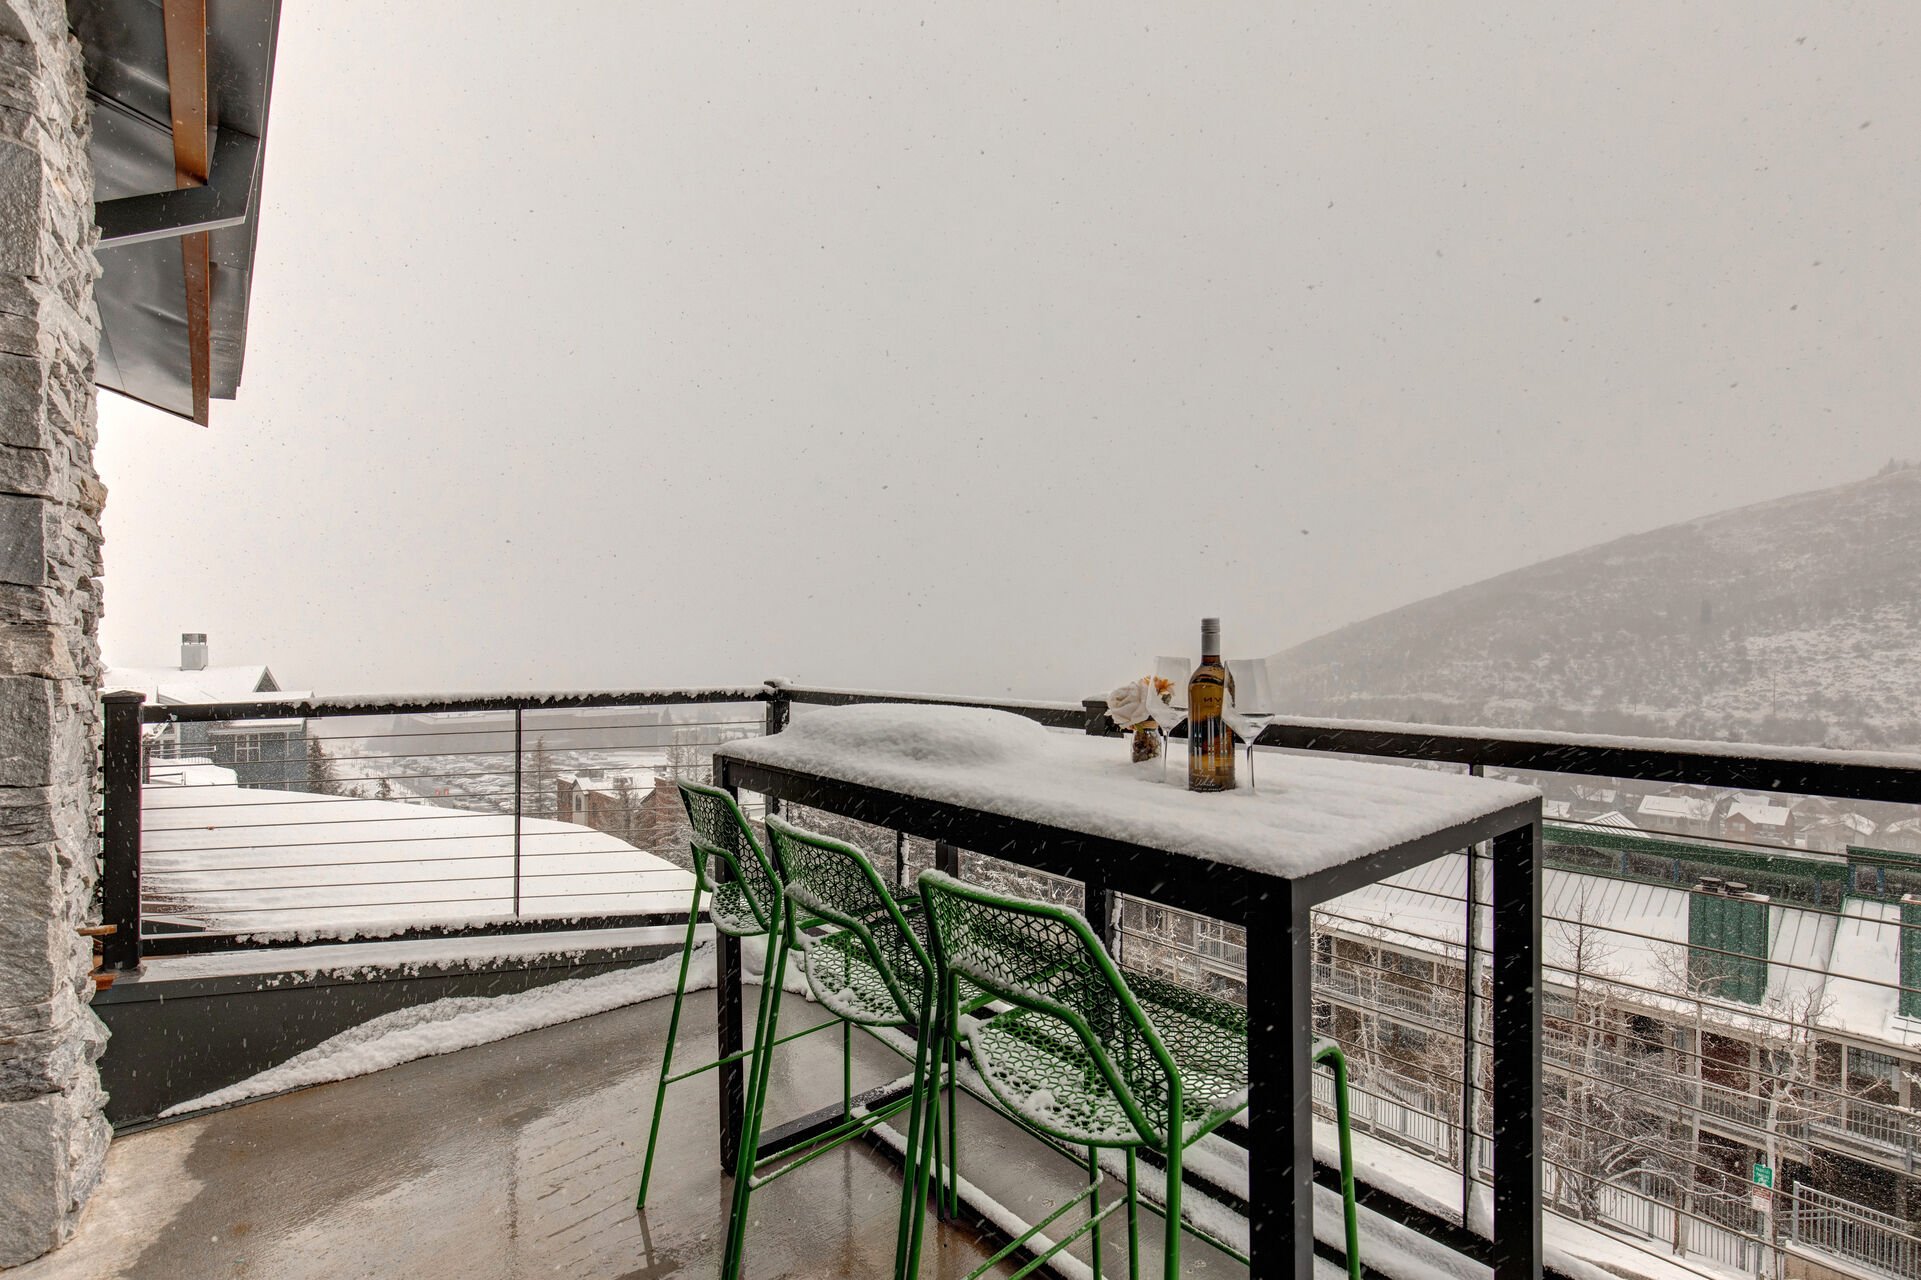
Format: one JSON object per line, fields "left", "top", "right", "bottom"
{"left": 1108, "top": 676, "right": 1174, "bottom": 730}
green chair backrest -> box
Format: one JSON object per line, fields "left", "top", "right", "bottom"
{"left": 765, "top": 814, "right": 930, "bottom": 1021}
{"left": 917, "top": 868, "right": 1183, "bottom": 1147}
{"left": 678, "top": 781, "right": 782, "bottom": 936}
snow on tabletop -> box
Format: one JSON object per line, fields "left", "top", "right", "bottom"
{"left": 720, "top": 703, "right": 1539, "bottom": 879}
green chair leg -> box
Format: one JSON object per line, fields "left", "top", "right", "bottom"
{"left": 1124, "top": 1150, "right": 1141, "bottom": 1279}
{"left": 1162, "top": 1140, "right": 1183, "bottom": 1280}
{"left": 894, "top": 1008, "right": 940, "bottom": 1280}
{"left": 636, "top": 904, "right": 702, "bottom": 1210}
{"left": 944, "top": 1001, "right": 961, "bottom": 1218}
{"left": 1315, "top": 1041, "right": 1362, "bottom": 1280}
{"left": 1086, "top": 1147, "right": 1104, "bottom": 1280}
{"left": 720, "top": 927, "right": 791, "bottom": 1280}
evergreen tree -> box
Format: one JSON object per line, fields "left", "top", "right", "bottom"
{"left": 305, "top": 738, "right": 342, "bottom": 796}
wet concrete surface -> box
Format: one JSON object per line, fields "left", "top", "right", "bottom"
{"left": 13, "top": 987, "right": 1248, "bottom": 1279}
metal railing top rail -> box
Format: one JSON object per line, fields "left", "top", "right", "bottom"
{"left": 778, "top": 681, "right": 1090, "bottom": 729}
{"left": 120, "top": 678, "right": 1921, "bottom": 800}
{"left": 1256, "top": 715, "right": 1921, "bottom": 806}
{"left": 1076, "top": 697, "right": 1921, "bottom": 806}
{"left": 113, "top": 685, "right": 775, "bottom": 724}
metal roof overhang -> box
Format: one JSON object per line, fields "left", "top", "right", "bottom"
{"left": 70, "top": 0, "right": 282, "bottom": 425}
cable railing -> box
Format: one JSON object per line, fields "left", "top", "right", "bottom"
{"left": 100, "top": 688, "right": 779, "bottom": 959}
{"left": 96, "top": 681, "right": 1921, "bottom": 1280}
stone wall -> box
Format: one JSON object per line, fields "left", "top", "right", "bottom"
{"left": 0, "top": 0, "right": 109, "bottom": 1265}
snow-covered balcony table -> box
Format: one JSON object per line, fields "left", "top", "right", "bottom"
{"left": 713, "top": 703, "right": 1545, "bottom": 1280}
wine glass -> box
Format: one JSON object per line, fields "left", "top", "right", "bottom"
{"left": 1221, "top": 698, "right": 1272, "bottom": 793}
{"left": 1148, "top": 694, "right": 1186, "bottom": 785}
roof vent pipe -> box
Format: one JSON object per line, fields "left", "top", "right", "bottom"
{"left": 1697, "top": 876, "right": 1725, "bottom": 895}
{"left": 181, "top": 633, "right": 208, "bottom": 671}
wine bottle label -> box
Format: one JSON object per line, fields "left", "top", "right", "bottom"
{"left": 1189, "top": 678, "right": 1225, "bottom": 721}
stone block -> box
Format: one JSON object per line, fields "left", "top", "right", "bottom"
{"left": 0, "top": 138, "right": 38, "bottom": 278}
{"left": 0, "top": 623, "right": 66, "bottom": 676}
{"left": 0, "top": 836, "right": 55, "bottom": 915}
{"left": 0, "top": 350, "right": 45, "bottom": 449}
{"left": 0, "top": 1021, "right": 83, "bottom": 1101}
{"left": 0, "top": 674, "right": 51, "bottom": 786}
{"left": 0, "top": 784, "right": 53, "bottom": 843}
{"left": 0, "top": 1094, "right": 67, "bottom": 1264}
{"left": 0, "top": 491, "right": 43, "bottom": 584}
{"left": 0, "top": 443, "right": 51, "bottom": 495}
{"left": 0, "top": 910, "right": 58, "bottom": 1012}
{"left": 0, "top": 1074, "right": 107, "bottom": 1267}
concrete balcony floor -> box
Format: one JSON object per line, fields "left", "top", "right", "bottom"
{"left": 13, "top": 983, "right": 1252, "bottom": 1279}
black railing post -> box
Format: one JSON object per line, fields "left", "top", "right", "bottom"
{"left": 1083, "top": 699, "right": 1117, "bottom": 946}
{"left": 1491, "top": 818, "right": 1544, "bottom": 1280}
{"left": 716, "top": 754, "right": 746, "bottom": 1173}
{"left": 1463, "top": 763, "right": 1483, "bottom": 1212}
{"left": 100, "top": 691, "right": 146, "bottom": 971}
{"left": 512, "top": 707, "right": 523, "bottom": 918}
{"left": 763, "top": 685, "right": 790, "bottom": 818}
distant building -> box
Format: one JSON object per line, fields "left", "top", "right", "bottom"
{"left": 555, "top": 769, "right": 650, "bottom": 838}
{"left": 1871, "top": 817, "right": 1921, "bottom": 857}
{"left": 1636, "top": 789, "right": 1717, "bottom": 837}
{"left": 104, "top": 633, "right": 311, "bottom": 789}
{"left": 1720, "top": 795, "right": 1796, "bottom": 844}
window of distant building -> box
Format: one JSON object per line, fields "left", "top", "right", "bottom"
{"left": 228, "top": 734, "right": 263, "bottom": 764}
{"left": 1846, "top": 1047, "right": 1901, "bottom": 1105}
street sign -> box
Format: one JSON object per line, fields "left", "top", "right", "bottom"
{"left": 1751, "top": 1164, "right": 1773, "bottom": 1188}
{"left": 1751, "top": 1164, "right": 1774, "bottom": 1213}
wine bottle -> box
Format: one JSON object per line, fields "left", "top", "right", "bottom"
{"left": 1187, "top": 617, "right": 1237, "bottom": 791}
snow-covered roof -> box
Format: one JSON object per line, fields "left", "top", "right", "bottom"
{"left": 1587, "top": 810, "right": 1639, "bottom": 831}
{"left": 142, "top": 772, "right": 693, "bottom": 942}
{"left": 1802, "top": 812, "right": 1877, "bottom": 837}
{"left": 104, "top": 662, "right": 308, "bottom": 707}
{"left": 1316, "top": 856, "right": 1916, "bottom": 1044}
{"left": 1725, "top": 800, "right": 1792, "bottom": 829}
{"left": 1824, "top": 899, "right": 1921, "bottom": 1050}
{"left": 1636, "top": 794, "right": 1716, "bottom": 822}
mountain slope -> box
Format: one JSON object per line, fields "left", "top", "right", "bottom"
{"left": 1266, "top": 464, "right": 1921, "bottom": 751}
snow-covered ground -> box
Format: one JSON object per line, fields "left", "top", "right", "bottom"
{"left": 142, "top": 763, "right": 694, "bottom": 942}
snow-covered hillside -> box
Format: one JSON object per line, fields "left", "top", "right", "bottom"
{"left": 1267, "top": 464, "right": 1921, "bottom": 751}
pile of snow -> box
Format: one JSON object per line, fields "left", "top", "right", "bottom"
{"left": 783, "top": 701, "right": 1053, "bottom": 768}
{"left": 162, "top": 947, "right": 715, "bottom": 1117}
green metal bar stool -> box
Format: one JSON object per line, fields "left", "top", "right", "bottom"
{"left": 721, "top": 815, "right": 988, "bottom": 1280}
{"left": 635, "top": 781, "right": 835, "bottom": 1212}
{"left": 909, "top": 870, "right": 1363, "bottom": 1280}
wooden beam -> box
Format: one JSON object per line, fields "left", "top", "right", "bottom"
{"left": 162, "top": 0, "right": 212, "bottom": 425}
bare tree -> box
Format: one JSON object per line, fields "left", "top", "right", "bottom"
{"left": 1544, "top": 889, "right": 1691, "bottom": 1224}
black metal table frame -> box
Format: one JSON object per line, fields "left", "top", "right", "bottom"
{"left": 712, "top": 752, "right": 1543, "bottom": 1280}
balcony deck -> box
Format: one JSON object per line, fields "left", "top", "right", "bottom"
{"left": 13, "top": 982, "right": 1266, "bottom": 1280}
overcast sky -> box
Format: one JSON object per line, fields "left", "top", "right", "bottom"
{"left": 95, "top": 3, "right": 1921, "bottom": 701}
